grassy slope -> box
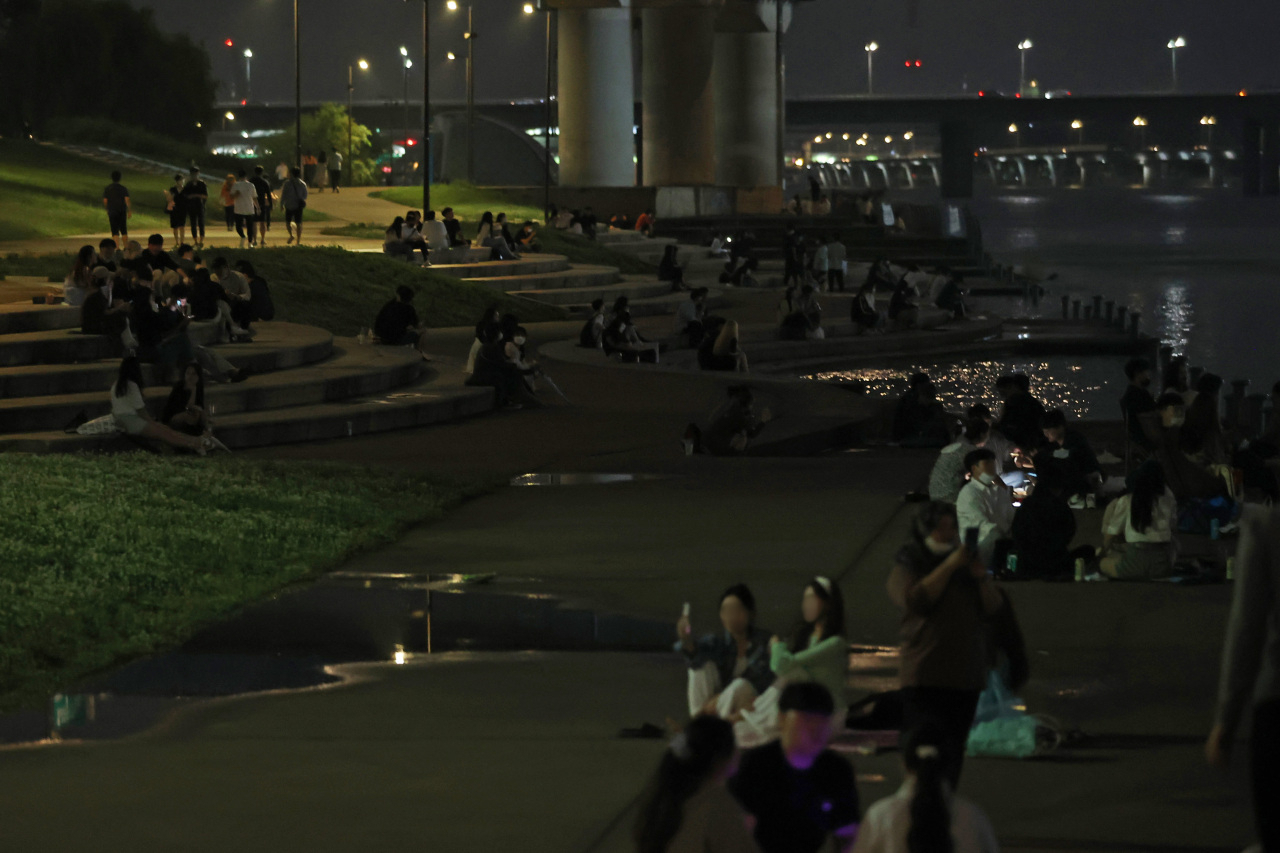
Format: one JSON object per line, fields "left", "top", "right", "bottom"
{"left": 0, "top": 455, "right": 481, "bottom": 710}
{"left": 0, "top": 247, "right": 563, "bottom": 334}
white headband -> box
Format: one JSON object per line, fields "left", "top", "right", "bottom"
{"left": 814, "top": 576, "right": 833, "bottom": 594}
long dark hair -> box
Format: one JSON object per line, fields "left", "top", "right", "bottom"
{"left": 903, "top": 725, "right": 954, "bottom": 853}
{"left": 114, "top": 356, "right": 144, "bottom": 398}
{"left": 1129, "top": 460, "right": 1165, "bottom": 534}
{"left": 633, "top": 716, "right": 736, "bottom": 853}
{"left": 789, "top": 577, "right": 845, "bottom": 653}
{"left": 72, "top": 245, "right": 95, "bottom": 282}
{"left": 174, "top": 361, "right": 204, "bottom": 408}
{"left": 387, "top": 216, "right": 405, "bottom": 235}
{"left": 477, "top": 210, "right": 495, "bottom": 234}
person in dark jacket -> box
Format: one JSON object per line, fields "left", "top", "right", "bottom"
{"left": 1039, "top": 408, "right": 1103, "bottom": 498}
{"left": 373, "top": 285, "right": 430, "bottom": 359}
{"left": 676, "top": 583, "right": 775, "bottom": 721}
{"left": 699, "top": 386, "right": 772, "bottom": 455}
{"left": 1011, "top": 459, "right": 1096, "bottom": 579}
{"left": 996, "top": 373, "right": 1046, "bottom": 450}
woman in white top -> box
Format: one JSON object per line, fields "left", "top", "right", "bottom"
{"left": 1099, "top": 460, "right": 1177, "bottom": 580}
{"left": 853, "top": 726, "right": 999, "bottom": 853}
{"left": 110, "top": 357, "right": 215, "bottom": 453}
{"left": 64, "top": 245, "right": 95, "bottom": 308}
{"left": 476, "top": 211, "right": 517, "bottom": 260}
{"left": 633, "top": 715, "right": 761, "bottom": 853}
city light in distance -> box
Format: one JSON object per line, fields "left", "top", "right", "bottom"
{"left": 447, "top": 51, "right": 457, "bottom": 60}
{"left": 446, "top": 0, "right": 458, "bottom": 9}
{"left": 1200, "top": 115, "right": 1216, "bottom": 126}
{"left": 903, "top": 131, "right": 914, "bottom": 140}
{"left": 358, "top": 59, "right": 369, "bottom": 70}
{"left": 1008, "top": 123, "right": 1018, "bottom": 133}
{"left": 1133, "top": 116, "right": 1149, "bottom": 127}
{"left": 224, "top": 111, "right": 235, "bottom": 121}
{"left": 400, "top": 46, "right": 409, "bottom": 57}
{"left": 842, "top": 133, "right": 850, "bottom": 141}
{"left": 523, "top": 3, "right": 535, "bottom": 13}
{"left": 1071, "top": 120, "right": 1083, "bottom": 129}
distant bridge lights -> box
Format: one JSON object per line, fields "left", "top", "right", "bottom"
{"left": 864, "top": 42, "right": 879, "bottom": 95}
{"left": 1167, "top": 37, "right": 1186, "bottom": 92}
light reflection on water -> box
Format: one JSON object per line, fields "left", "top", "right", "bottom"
{"left": 1157, "top": 282, "right": 1194, "bottom": 356}
{"left": 806, "top": 356, "right": 1123, "bottom": 421}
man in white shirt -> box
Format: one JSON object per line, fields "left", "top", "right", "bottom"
{"left": 421, "top": 210, "right": 450, "bottom": 259}
{"left": 955, "top": 448, "right": 1017, "bottom": 570}
{"left": 279, "top": 167, "right": 309, "bottom": 245}
{"left": 230, "top": 169, "right": 259, "bottom": 247}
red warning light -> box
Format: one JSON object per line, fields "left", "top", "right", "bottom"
{"left": 914, "top": 61, "right": 921, "bottom": 67}
{"left": 1015, "top": 93, "right": 1021, "bottom": 98}
{"left": 224, "top": 38, "right": 234, "bottom": 47}
{"left": 406, "top": 138, "right": 416, "bottom": 146}
{"left": 904, "top": 61, "right": 910, "bottom": 67}
{"left": 977, "top": 90, "right": 985, "bottom": 97}
{"left": 240, "top": 99, "right": 246, "bottom": 106}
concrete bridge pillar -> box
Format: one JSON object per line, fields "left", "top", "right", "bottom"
{"left": 642, "top": 5, "right": 718, "bottom": 186}
{"left": 1262, "top": 123, "right": 1280, "bottom": 196}
{"left": 713, "top": 30, "right": 777, "bottom": 187}
{"left": 555, "top": 4, "right": 636, "bottom": 187}
{"left": 1241, "top": 119, "right": 1263, "bottom": 197}
{"left": 1045, "top": 156, "right": 1058, "bottom": 187}
{"left": 900, "top": 161, "right": 915, "bottom": 188}
{"left": 1014, "top": 158, "right": 1028, "bottom": 186}
{"left": 939, "top": 120, "right": 973, "bottom": 198}
{"left": 929, "top": 162, "right": 940, "bottom": 187}
{"left": 1075, "top": 156, "right": 1089, "bottom": 187}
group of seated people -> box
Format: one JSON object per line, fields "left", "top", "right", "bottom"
{"left": 861, "top": 259, "right": 968, "bottom": 333}
{"left": 383, "top": 208, "right": 536, "bottom": 264}
{"left": 548, "top": 204, "right": 600, "bottom": 238}
{"left": 648, "top": 576, "right": 1000, "bottom": 853}
{"left": 462, "top": 305, "right": 546, "bottom": 409}
{"left": 577, "top": 296, "right": 664, "bottom": 365}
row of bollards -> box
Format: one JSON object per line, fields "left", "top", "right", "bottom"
{"left": 1061, "top": 293, "right": 1141, "bottom": 335}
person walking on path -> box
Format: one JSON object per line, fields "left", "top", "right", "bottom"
{"left": 103, "top": 170, "right": 131, "bottom": 240}
{"left": 164, "top": 173, "right": 187, "bottom": 247}
{"left": 181, "top": 167, "right": 208, "bottom": 248}
{"left": 279, "top": 167, "right": 308, "bottom": 246}
{"left": 888, "top": 501, "right": 1005, "bottom": 790}
{"left": 218, "top": 174, "right": 236, "bottom": 232}
{"left": 1207, "top": 504, "right": 1280, "bottom": 853}
{"left": 328, "top": 149, "right": 343, "bottom": 193}
{"left": 230, "top": 170, "right": 259, "bottom": 247}
{"left": 315, "top": 151, "right": 329, "bottom": 190}
{"left": 250, "top": 165, "right": 274, "bottom": 247}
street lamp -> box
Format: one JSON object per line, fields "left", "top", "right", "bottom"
{"left": 864, "top": 42, "right": 878, "bottom": 95}
{"left": 243, "top": 49, "right": 253, "bottom": 103}
{"left": 1167, "top": 37, "right": 1186, "bottom": 92}
{"left": 1071, "top": 119, "right": 1084, "bottom": 145}
{"left": 1133, "top": 115, "right": 1149, "bottom": 148}
{"left": 1008, "top": 123, "right": 1021, "bottom": 146}
{"left": 348, "top": 59, "right": 369, "bottom": 188}
{"left": 293, "top": 0, "right": 301, "bottom": 170}
{"left": 446, "top": 1, "right": 476, "bottom": 183}
{"left": 400, "top": 47, "right": 414, "bottom": 186}
{"left": 1017, "top": 39, "right": 1032, "bottom": 95}
{"left": 223, "top": 110, "right": 235, "bottom": 131}
{"left": 1199, "top": 114, "right": 1216, "bottom": 147}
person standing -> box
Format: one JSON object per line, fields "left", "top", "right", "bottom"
{"left": 1207, "top": 504, "right": 1280, "bottom": 853}
{"left": 218, "top": 173, "right": 236, "bottom": 232}
{"left": 164, "top": 173, "right": 187, "bottom": 247}
{"left": 230, "top": 170, "right": 259, "bottom": 247}
{"left": 274, "top": 160, "right": 289, "bottom": 187}
{"left": 279, "top": 167, "right": 308, "bottom": 245}
{"left": 329, "top": 149, "right": 343, "bottom": 193}
{"left": 315, "top": 150, "right": 329, "bottom": 191}
{"left": 888, "top": 501, "right": 1004, "bottom": 790}
{"left": 302, "top": 150, "right": 317, "bottom": 185}
{"left": 181, "top": 168, "right": 208, "bottom": 248}
{"left": 102, "top": 170, "right": 131, "bottom": 240}
{"left": 731, "top": 682, "right": 861, "bottom": 853}
{"left": 250, "top": 165, "right": 274, "bottom": 247}
{"left": 1120, "top": 357, "right": 1158, "bottom": 453}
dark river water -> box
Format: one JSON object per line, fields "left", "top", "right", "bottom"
{"left": 805, "top": 189, "right": 1280, "bottom": 419}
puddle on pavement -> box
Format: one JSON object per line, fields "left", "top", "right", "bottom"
{"left": 510, "top": 472, "right": 670, "bottom": 486}
{"left": 0, "top": 573, "right": 673, "bottom": 747}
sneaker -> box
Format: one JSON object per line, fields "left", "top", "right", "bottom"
{"left": 230, "top": 366, "right": 253, "bottom": 384}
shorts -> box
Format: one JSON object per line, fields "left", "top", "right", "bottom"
{"left": 284, "top": 207, "right": 304, "bottom": 225}
{"left": 1114, "top": 541, "right": 1175, "bottom": 580}
{"left": 113, "top": 412, "right": 148, "bottom": 436}
{"left": 108, "top": 210, "right": 128, "bottom": 236}
{"left": 256, "top": 206, "right": 272, "bottom": 225}
{"left": 168, "top": 208, "right": 186, "bottom": 228}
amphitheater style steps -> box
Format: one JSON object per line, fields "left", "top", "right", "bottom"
{"left": 463, "top": 264, "right": 621, "bottom": 292}
{"left": 508, "top": 278, "right": 676, "bottom": 308}
{"left": 0, "top": 302, "right": 495, "bottom": 454}
{"left": 427, "top": 254, "right": 572, "bottom": 280}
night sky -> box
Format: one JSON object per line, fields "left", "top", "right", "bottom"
{"left": 136, "top": 0, "right": 1280, "bottom": 105}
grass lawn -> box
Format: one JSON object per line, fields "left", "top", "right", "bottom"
{"left": 0, "top": 455, "right": 483, "bottom": 710}
{"left": 373, "top": 182, "right": 544, "bottom": 224}
{"left": 0, "top": 247, "right": 563, "bottom": 334}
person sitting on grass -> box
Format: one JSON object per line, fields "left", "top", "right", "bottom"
{"left": 476, "top": 211, "right": 518, "bottom": 260}
{"left": 495, "top": 213, "right": 522, "bottom": 257}
{"left": 1099, "top": 460, "right": 1177, "bottom": 580}
{"left": 1142, "top": 391, "right": 1229, "bottom": 500}
{"left": 633, "top": 715, "right": 761, "bottom": 853}
{"left": 659, "top": 245, "right": 686, "bottom": 291}
{"left": 677, "top": 583, "right": 775, "bottom": 722}
{"left": 928, "top": 417, "right": 991, "bottom": 504}
{"left": 995, "top": 373, "right": 1046, "bottom": 453}
{"left": 1011, "top": 458, "right": 1097, "bottom": 580}
{"left": 110, "top": 356, "right": 219, "bottom": 453}
{"left": 161, "top": 361, "right": 227, "bottom": 450}
{"left": 64, "top": 245, "right": 97, "bottom": 307}
{"left": 374, "top": 285, "right": 431, "bottom": 360}
{"left": 579, "top": 299, "right": 607, "bottom": 350}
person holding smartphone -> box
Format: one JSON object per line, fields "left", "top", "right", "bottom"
{"left": 887, "top": 501, "right": 1005, "bottom": 789}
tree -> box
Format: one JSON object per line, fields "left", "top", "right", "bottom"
{"left": 262, "top": 104, "right": 379, "bottom": 186}
{"left": 0, "top": 0, "right": 216, "bottom": 141}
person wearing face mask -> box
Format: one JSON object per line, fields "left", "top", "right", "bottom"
{"left": 1098, "top": 460, "right": 1178, "bottom": 580}
{"left": 954, "top": 449, "right": 1016, "bottom": 570}
{"left": 888, "top": 501, "right": 1004, "bottom": 790}
{"left": 676, "top": 584, "right": 775, "bottom": 722}
{"left": 928, "top": 417, "right": 991, "bottom": 503}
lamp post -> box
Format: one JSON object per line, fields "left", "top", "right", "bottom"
{"left": 223, "top": 111, "right": 235, "bottom": 132}
{"left": 293, "top": 0, "right": 301, "bottom": 170}
{"left": 1167, "top": 37, "right": 1186, "bottom": 92}
{"left": 1017, "top": 39, "right": 1032, "bottom": 95}
{"left": 1071, "top": 119, "right": 1084, "bottom": 145}
{"left": 1200, "top": 115, "right": 1216, "bottom": 147}
{"left": 446, "top": 0, "right": 475, "bottom": 183}
{"left": 401, "top": 46, "right": 413, "bottom": 186}
{"left": 1008, "top": 122, "right": 1021, "bottom": 147}
{"left": 864, "top": 41, "right": 878, "bottom": 95}
{"left": 530, "top": 1, "right": 552, "bottom": 223}
{"left": 1133, "top": 116, "right": 1149, "bottom": 149}
{"left": 243, "top": 49, "right": 253, "bottom": 103}
{"left": 348, "top": 59, "right": 369, "bottom": 188}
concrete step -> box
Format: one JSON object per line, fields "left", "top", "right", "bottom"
{"left": 510, "top": 279, "right": 675, "bottom": 307}
{"left": 594, "top": 230, "right": 659, "bottom": 246}
{"left": 598, "top": 236, "right": 676, "bottom": 254}
{"left": 0, "top": 321, "right": 223, "bottom": 368}
{"left": 0, "top": 304, "right": 80, "bottom": 335}
{"left": 464, "top": 265, "right": 621, "bottom": 292}
{"left": 0, "top": 339, "right": 417, "bottom": 434}
{"left": 0, "top": 365, "right": 494, "bottom": 453}
{"left": 560, "top": 289, "right": 730, "bottom": 318}
{"left": 427, "top": 254, "right": 571, "bottom": 279}
{"left": 0, "top": 322, "right": 334, "bottom": 399}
